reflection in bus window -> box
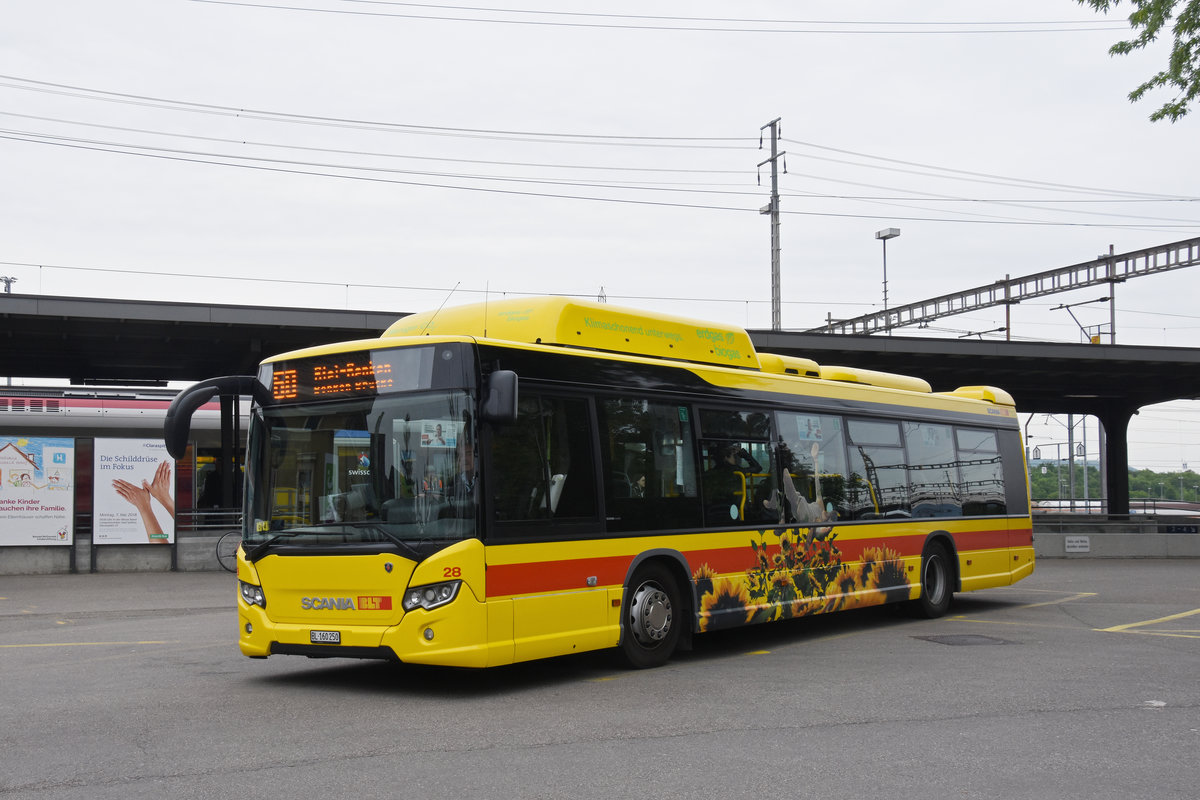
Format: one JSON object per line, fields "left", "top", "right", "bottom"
{"left": 698, "top": 408, "right": 774, "bottom": 526}
{"left": 247, "top": 390, "right": 477, "bottom": 543}
{"left": 598, "top": 398, "right": 700, "bottom": 532}
{"left": 776, "top": 412, "right": 847, "bottom": 524}
{"left": 847, "top": 419, "right": 909, "bottom": 519}
{"left": 491, "top": 394, "right": 597, "bottom": 524}
{"left": 957, "top": 428, "right": 1006, "bottom": 515}
{"left": 903, "top": 422, "right": 961, "bottom": 517}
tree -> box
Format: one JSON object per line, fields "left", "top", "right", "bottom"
{"left": 1078, "top": 0, "right": 1200, "bottom": 122}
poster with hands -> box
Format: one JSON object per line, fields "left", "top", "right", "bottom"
{"left": 94, "top": 438, "right": 176, "bottom": 544}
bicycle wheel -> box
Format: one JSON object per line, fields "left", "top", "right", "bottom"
{"left": 215, "top": 530, "right": 241, "bottom": 573}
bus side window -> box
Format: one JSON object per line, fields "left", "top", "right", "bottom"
{"left": 957, "top": 427, "right": 1006, "bottom": 515}
{"left": 776, "top": 411, "right": 849, "bottom": 524}
{"left": 490, "top": 393, "right": 597, "bottom": 523}
{"left": 697, "top": 408, "right": 775, "bottom": 527}
{"left": 903, "top": 421, "right": 962, "bottom": 518}
{"left": 598, "top": 398, "right": 701, "bottom": 532}
{"left": 846, "top": 419, "right": 910, "bottom": 519}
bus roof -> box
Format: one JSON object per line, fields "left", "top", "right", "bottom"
{"left": 373, "top": 296, "right": 1014, "bottom": 408}
{"left": 384, "top": 296, "right": 760, "bottom": 370}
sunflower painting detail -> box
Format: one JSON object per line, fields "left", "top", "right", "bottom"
{"left": 693, "top": 527, "right": 910, "bottom": 631}
{"left": 698, "top": 577, "right": 754, "bottom": 631}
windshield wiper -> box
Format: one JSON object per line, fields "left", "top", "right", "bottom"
{"left": 344, "top": 521, "right": 408, "bottom": 548}
{"left": 245, "top": 531, "right": 299, "bottom": 562}
{"left": 245, "top": 522, "right": 414, "bottom": 562}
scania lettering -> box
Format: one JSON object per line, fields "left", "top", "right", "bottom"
{"left": 300, "top": 597, "right": 357, "bottom": 611}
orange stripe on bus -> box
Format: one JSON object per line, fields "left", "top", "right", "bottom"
{"left": 485, "top": 526, "right": 1031, "bottom": 598}
{"left": 486, "top": 554, "right": 633, "bottom": 598}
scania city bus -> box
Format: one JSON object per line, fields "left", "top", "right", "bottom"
{"left": 164, "top": 296, "right": 1034, "bottom": 668}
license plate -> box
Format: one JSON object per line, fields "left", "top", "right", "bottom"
{"left": 310, "top": 630, "right": 341, "bottom": 644}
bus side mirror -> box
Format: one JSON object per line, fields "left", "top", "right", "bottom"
{"left": 164, "top": 375, "right": 271, "bottom": 460}
{"left": 481, "top": 370, "right": 518, "bottom": 424}
{"left": 164, "top": 385, "right": 219, "bottom": 460}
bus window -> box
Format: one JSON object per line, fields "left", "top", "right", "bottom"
{"left": 776, "top": 411, "right": 848, "bottom": 524}
{"left": 956, "top": 427, "right": 1006, "bottom": 515}
{"left": 903, "top": 421, "right": 962, "bottom": 518}
{"left": 846, "top": 419, "right": 910, "bottom": 519}
{"left": 490, "top": 394, "right": 597, "bottom": 524}
{"left": 598, "top": 398, "right": 701, "bottom": 532}
{"left": 698, "top": 408, "right": 775, "bottom": 526}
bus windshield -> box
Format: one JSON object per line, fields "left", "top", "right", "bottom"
{"left": 244, "top": 389, "right": 477, "bottom": 555}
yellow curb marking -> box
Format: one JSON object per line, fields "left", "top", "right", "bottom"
{"left": 1018, "top": 592, "right": 1097, "bottom": 609}
{"left": 1098, "top": 607, "right": 1200, "bottom": 635}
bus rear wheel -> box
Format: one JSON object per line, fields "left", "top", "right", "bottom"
{"left": 912, "top": 542, "right": 953, "bottom": 618}
{"left": 619, "top": 563, "right": 682, "bottom": 669}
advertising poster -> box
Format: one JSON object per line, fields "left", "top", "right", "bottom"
{"left": 0, "top": 436, "right": 74, "bottom": 546}
{"left": 420, "top": 420, "right": 457, "bottom": 449}
{"left": 93, "top": 438, "right": 175, "bottom": 545}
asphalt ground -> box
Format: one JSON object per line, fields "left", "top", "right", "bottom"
{"left": 1, "top": 560, "right": 1197, "bottom": 800}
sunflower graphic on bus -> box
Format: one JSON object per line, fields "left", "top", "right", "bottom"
{"left": 693, "top": 525, "right": 909, "bottom": 632}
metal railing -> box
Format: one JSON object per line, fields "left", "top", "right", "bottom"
{"left": 175, "top": 508, "right": 242, "bottom": 535}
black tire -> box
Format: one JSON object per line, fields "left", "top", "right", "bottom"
{"left": 215, "top": 530, "right": 240, "bottom": 574}
{"left": 912, "top": 541, "right": 953, "bottom": 618}
{"left": 619, "top": 563, "right": 682, "bottom": 669}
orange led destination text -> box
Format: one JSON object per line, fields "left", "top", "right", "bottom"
{"left": 311, "top": 361, "right": 395, "bottom": 396}
{"left": 272, "top": 369, "right": 299, "bottom": 400}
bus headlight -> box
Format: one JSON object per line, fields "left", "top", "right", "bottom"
{"left": 402, "top": 580, "right": 461, "bottom": 611}
{"left": 239, "top": 581, "right": 266, "bottom": 608}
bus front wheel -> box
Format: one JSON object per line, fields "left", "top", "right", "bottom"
{"left": 912, "top": 542, "right": 954, "bottom": 618}
{"left": 619, "top": 563, "right": 682, "bottom": 669}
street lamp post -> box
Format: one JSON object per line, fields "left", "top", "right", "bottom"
{"left": 875, "top": 228, "right": 900, "bottom": 334}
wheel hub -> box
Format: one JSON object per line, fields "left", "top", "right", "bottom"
{"left": 630, "top": 583, "right": 672, "bottom": 644}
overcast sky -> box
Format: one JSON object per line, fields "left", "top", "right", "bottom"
{"left": 3, "top": 0, "right": 1199, "bottom": 474}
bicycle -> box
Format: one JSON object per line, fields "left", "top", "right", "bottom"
{"left": 215, "top": 530, "right": 241, "bottom": 573}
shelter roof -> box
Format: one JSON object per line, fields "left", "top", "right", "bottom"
{"left": 3, "top": 293, "right": 1199, "bottom": 417}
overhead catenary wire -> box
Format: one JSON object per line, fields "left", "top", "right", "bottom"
{"left": 5, "top": 74, "right": 1194, "bottom": 209}
{"left": 0, "top": 257, "right": 868, "bottom": 308}
{"left": 3, "top": 73, "right": 1199, "bottom": 232}
{"left": 783, "top": 181, "right": 1200, "bottom": 229}
{"left": 0, "top": 75, "right": 753, "bottom": 148}
{"left": 0, "top": 111, "right": 754, "bottom": 176}
{"left": 782, "top": 138, "right": 1195, "bottom": 200}
{"left": 6, "top": 129, "right": 1199, "bottom": 231}
{"left": 8, "top": 107, "right": 1199, "bottom": 211}
{"left": 189, "top": 0, "right": 1127, "bottom": 35}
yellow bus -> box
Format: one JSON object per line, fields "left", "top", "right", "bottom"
{"left": 165, "top": 297, "right": 1034, "bottom": 669}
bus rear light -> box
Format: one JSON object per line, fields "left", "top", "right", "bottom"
{"left": 403, "top": 580, "right": 461, "bottom": 611}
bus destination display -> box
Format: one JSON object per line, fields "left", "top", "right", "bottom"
{"left": 265, "top": 349, "right": 430, "bottom": 402}
{"left": 262, "top": 346, "right": 443, "bottom": 403}
{"left": 271, "top": 360, "right": 394, "bottom": 400}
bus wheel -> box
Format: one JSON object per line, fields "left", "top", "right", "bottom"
{"left": 912, "top": 542, "right": 953, "bottom": 618}
{"left": 619, "top": 563, "right": 681, "bottom": 669}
